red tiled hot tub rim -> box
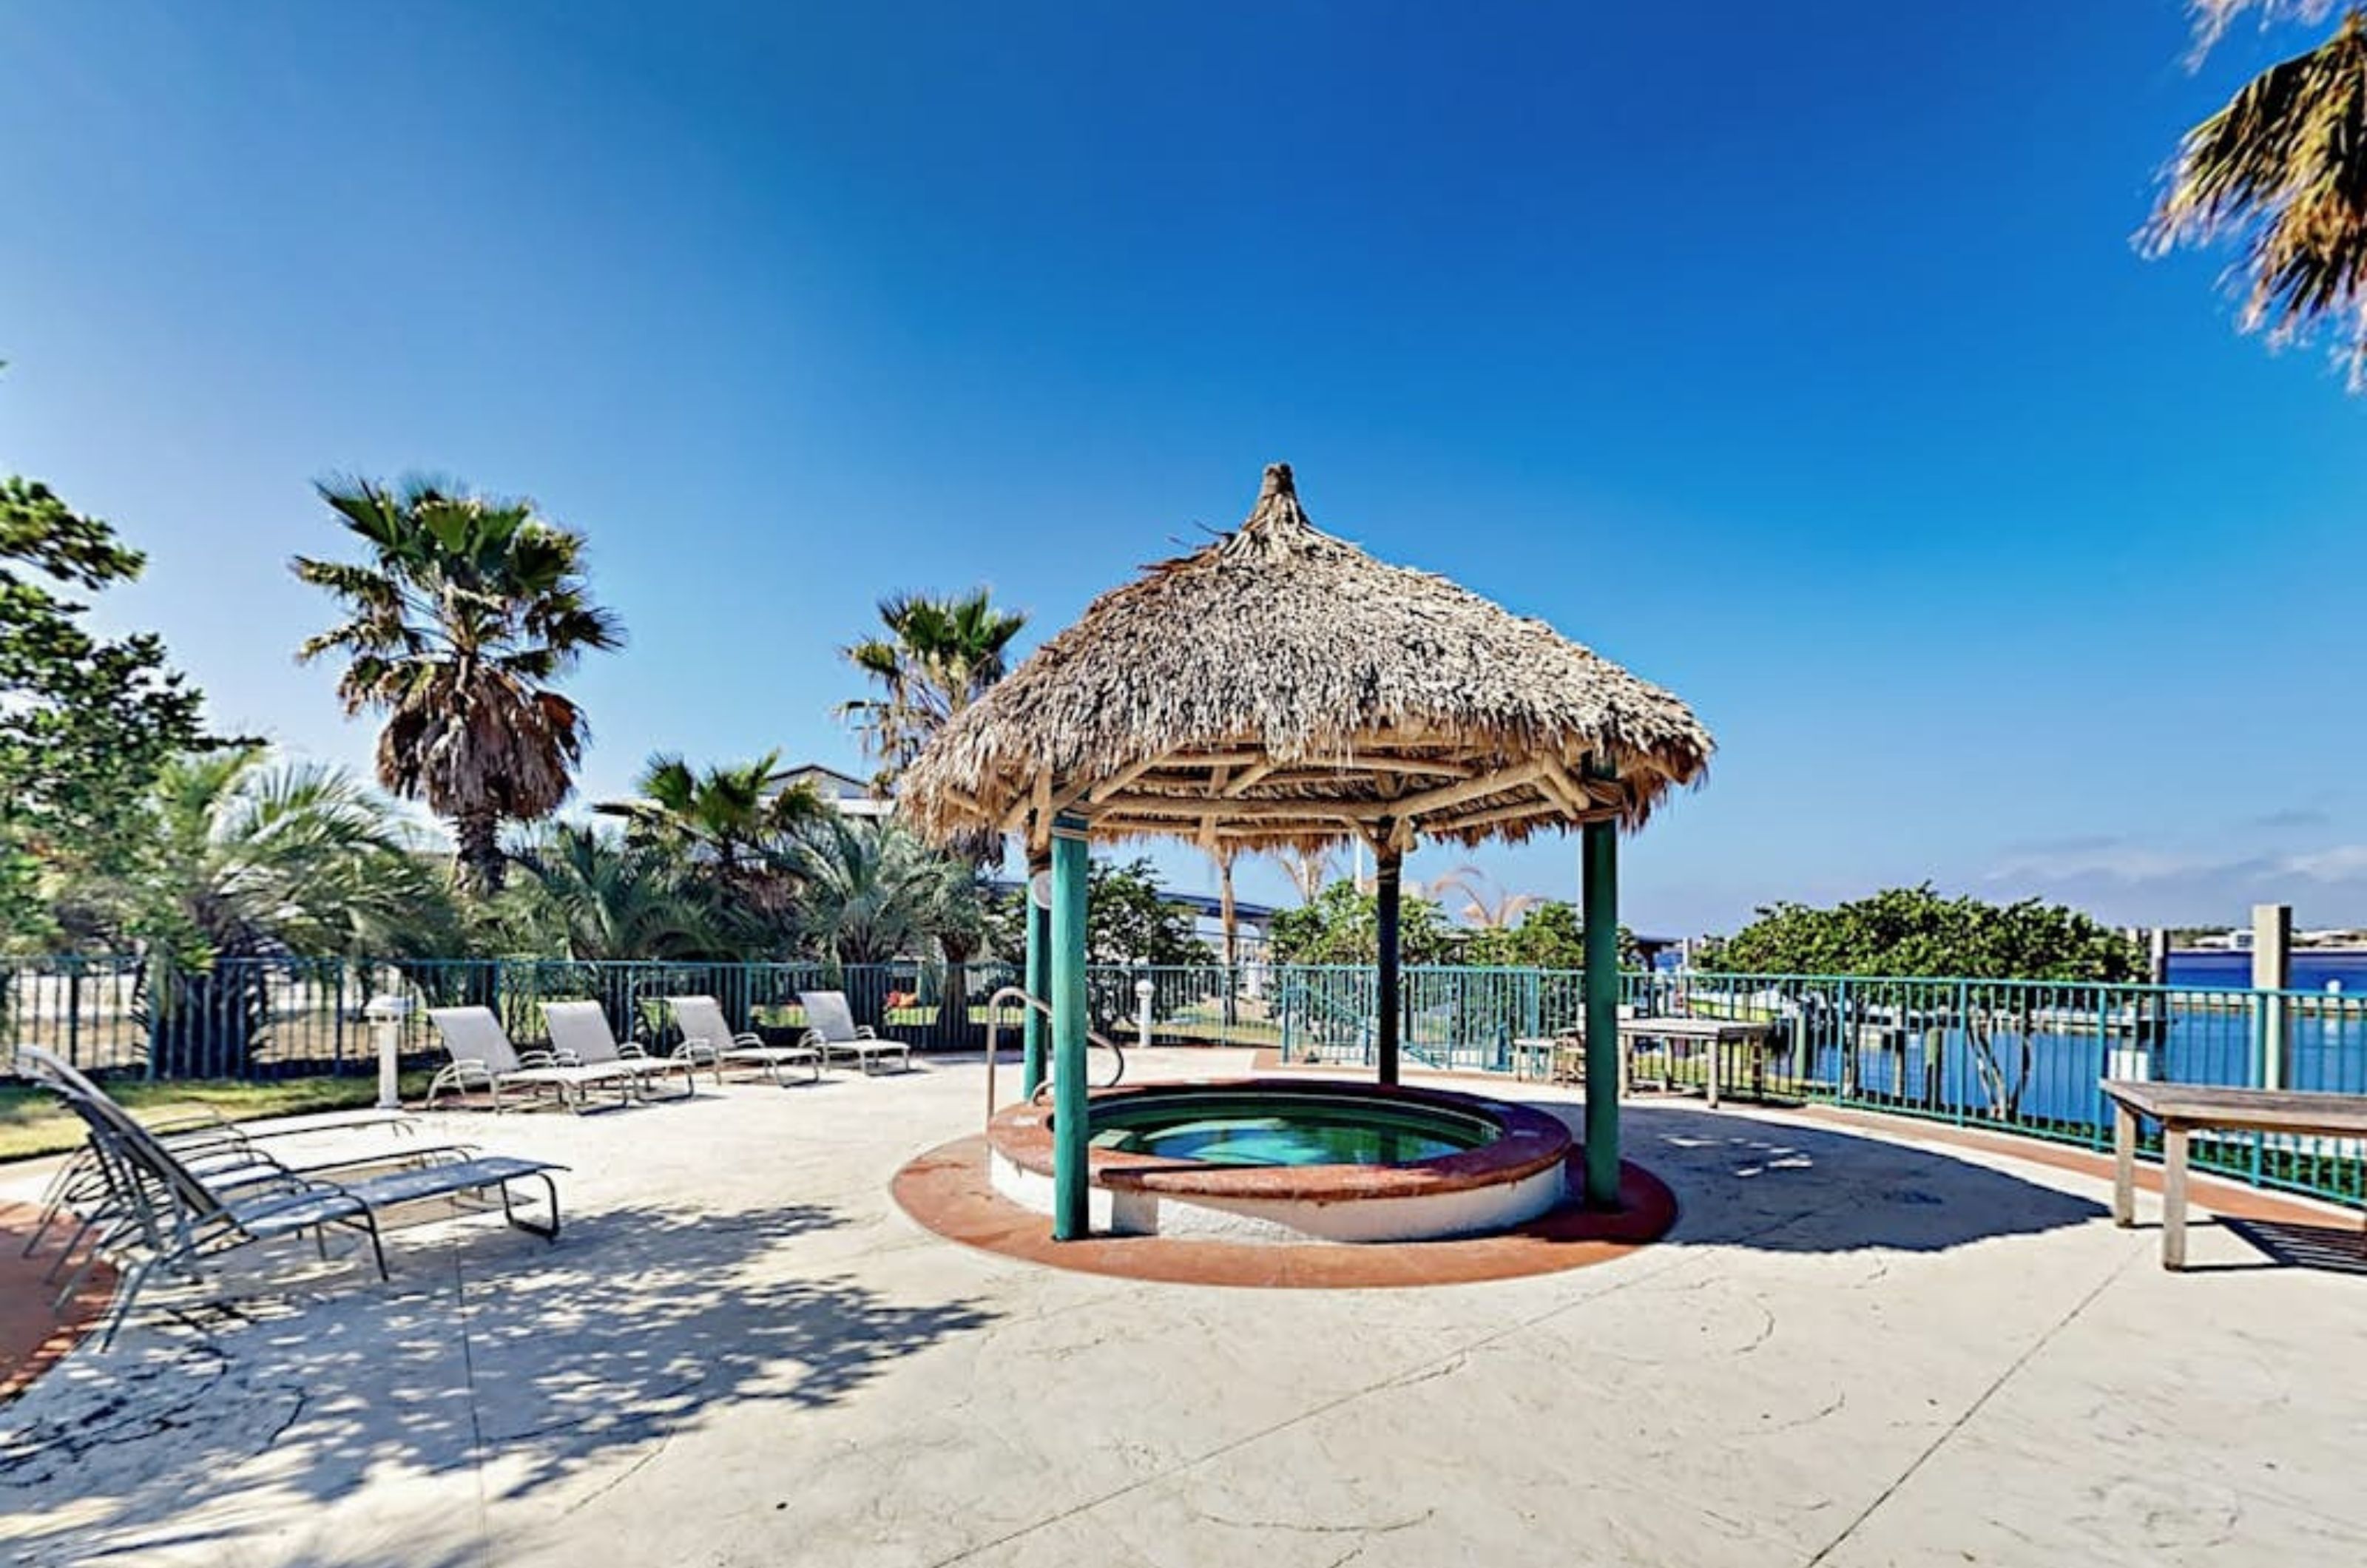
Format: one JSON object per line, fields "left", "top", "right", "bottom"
{"left": 987, "top": 1077, "right": 1575, "bottom": 1203}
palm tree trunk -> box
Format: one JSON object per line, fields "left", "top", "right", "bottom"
{"left": 1218, "top": 850, "right": 1240, "bottom": 1028}
{"left": 454, "top": 809, "right": 507, "bottom": 895}
{"left": 1218, "top": 851, "right": 1239, "bottom": 969}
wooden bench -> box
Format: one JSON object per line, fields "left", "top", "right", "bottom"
{"left": 2100, "top": 1079, "right": 2367, "bottom": 1270}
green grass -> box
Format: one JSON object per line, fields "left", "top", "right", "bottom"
{"left": 0, "top": 1072, "right": 434, "bottom": 1163}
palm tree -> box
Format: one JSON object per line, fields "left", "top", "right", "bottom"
{"left": 116, "top": 747, "right": 462, "bottom": 1075}
{"left": 598, "top": 750, "right": 823, "bottom": 919}
{"left": 787, "top": 816, "right": 979, "bottom": 965}
{"left": 502, "top": 823, "right": 734, "bottom": 962}
{"left": 1212, "top": 846, "right": 1242, "bottom": 968}
{"left": 838, "top": 588, "right": 1027, "bottom": 785}
{"left": 1419, "top": 864, "right": 1542, "bottom": 930}
{"left": 293, "top": 478, "right": 625, "bottom": 895}
{"left": 133, "top": 747, "right": 462, "bottom": 961}
{"left": 1272, "top": 845, "right": 1341, "bottom": 906}
{"left": 2146, "top": 5, "right": 2367, "bottom": 384}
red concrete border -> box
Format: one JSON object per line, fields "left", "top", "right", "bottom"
{"left": 987, "top": 1078, "right": 1572, "bottom": 1202}
{"left": 891, "top": 1135, "right": 1675, "bottom": 1288}
{"left": 0, "top": 1200, "right": 114, "bottom": 1402}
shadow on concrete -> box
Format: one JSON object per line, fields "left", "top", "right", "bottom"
{"left": 1522, "top": 1101, "right": 2110, "bottom": 1254}
{"left": 2205, "top": 1216, "right": 2367, "bottom": 1276}
{"left": 0, "top": 1197, "right": 999, "bottom": 1566}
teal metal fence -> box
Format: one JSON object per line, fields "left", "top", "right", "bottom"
{"left": 6, "top": 953, "right": 2363, "bottom": 1211}
{"left": 0, "top": 956, "right": 1024, "bottom": 1080}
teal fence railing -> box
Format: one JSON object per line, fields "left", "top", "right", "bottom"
{"left": 6, "top": 956, "right": 2363, "bottom": 1209}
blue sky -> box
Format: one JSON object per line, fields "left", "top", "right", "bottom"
{"left": 4, "top": 1, "right": 2364, "bottom": 934}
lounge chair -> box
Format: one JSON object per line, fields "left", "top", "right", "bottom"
{"left": 666, "top": 995, "right": 821, "bottom": 1085}
{"left": 424, "top": 1005, "right": 639, "bottom": 1112}
{"left": 18, "top": 1047, "right": 564, "bottom": 1351}
{"left": 21, "top": 1101, "right": 414, "bottom": 1265}
{"left": 540, "top": 999, "right": 708, "bottom": 1098}
{"left": 797, "top": 990, "right": 914, "bottom": 1074}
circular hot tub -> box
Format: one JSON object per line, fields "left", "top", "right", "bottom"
{"left": 985, "top": 1078, "right": 1573, "bottom": 1243}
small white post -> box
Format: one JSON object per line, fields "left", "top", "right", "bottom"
{"left": 1135, "top": 979, "right": 1155, "bottom": 1052}
{"left": 365, "top": 995, "right": 416, "bottom": 1109}
{"left": 2253, "top": 903, "right": 2291, "bottom": 1091}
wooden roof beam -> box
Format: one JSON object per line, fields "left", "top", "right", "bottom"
{"left": 1389, "top": 760, "right": 1548, "bottom": 822}
{"left": 1086, "top": 756, "right": 1166, "bottom": 805}
{"left": 1093, "top": 795, "right": 1393, "bottom": 822}
{"left": 1220, "top": 760, "right": 1278, "bottom": 797}
{"left": 1427, "top": 797, "right": 1615, "bottom": 835}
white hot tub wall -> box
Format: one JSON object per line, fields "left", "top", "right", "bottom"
{"left": 988, "top": 1146, "right": 1567, "bottom": 1243}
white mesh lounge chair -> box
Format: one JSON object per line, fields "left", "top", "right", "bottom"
{"left": 19, "top": 1047, "right": 564, "bottom": 1351}
{"left": 425, "top": 1006, "right": 638, "bottom": 1112}
{"left": 541, "top": 1000, "right": 709, "bottom": 1098}
{"left": 797, "top": 990, "right": 914, "bottom": 1074}
{"left": 666, "top": 995, "right": 820, "bottom": 1085}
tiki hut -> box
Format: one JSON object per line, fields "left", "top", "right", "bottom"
{"left": 899, "top": 463, "right": 1712, "bottom": 854}
{"left": 902, "top": 462, "right": 1712, "bottom": 1231}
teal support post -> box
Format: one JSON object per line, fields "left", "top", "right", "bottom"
{"left": 1022, "top": 851, "right": 1050, "bottom": 1097}
{"left": 1050, "top": 814, "right": 1092, "bottom": 1240}
{"left": 1581, "top": 773, "right": 1621, "bottom": 1210}
{"left": 1374, "top": 839, "right": 1403, "bottom": 1085}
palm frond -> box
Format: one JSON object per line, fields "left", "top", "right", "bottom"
{"left": 2148, "top": 10, "right": 2367, "bottom": 382}
{"left": 2190, "top": 1, "right": 2337, "bottom": 62}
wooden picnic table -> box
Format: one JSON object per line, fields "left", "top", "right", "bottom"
{"left": 2101, "top": 1078, "right": 2367, "bottom": 1270}
{"left": 1622, "top": 1016, "right": 1775, "bottom": 1109}
{"left": 1514, "top": 1016, "right": 1776, "bottom": 1109}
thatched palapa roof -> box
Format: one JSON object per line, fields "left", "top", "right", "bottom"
{"left": 899, "top": 464, "right": 1713, "bottom": 856}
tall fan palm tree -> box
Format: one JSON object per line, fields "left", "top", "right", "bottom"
{"left": 2147, "top": 4, "right": 2367, "bottom": 384}
{"left": 292, "top": 478, "right": 624, "bottom": 894}
{"left": 838, "top": 588, "right": 1027, "bottom": 785}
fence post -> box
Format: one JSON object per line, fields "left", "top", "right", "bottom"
{"left": 1952, "top": 979, "right": 1969, "bottom": 1126}
{"left": 1279, "top": 967, "right": 1296, "bottom": 1062}
{"left": 2092, "top": 987, "right": 2110, "bottom": 1149}
{"left": 145, "top": 957, "right": 163, "bottom": 1081}
{"left": 1836, "top": 977, "right": 1854, "bottom": 1102}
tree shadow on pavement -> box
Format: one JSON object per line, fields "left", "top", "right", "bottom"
{"left": 1527, "top": 1101, "right": 2110, "bottom": 1253}
{"left": 0, "top": 1197, "right": 999, "bottom": 1567}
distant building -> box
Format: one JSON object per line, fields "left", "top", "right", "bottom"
{"left": 771, "top": 763, "right": 891, "bottom": 820}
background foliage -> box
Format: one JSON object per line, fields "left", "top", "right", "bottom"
{"left": 1695, "top": 885, "right": 2146, "bottom": 982}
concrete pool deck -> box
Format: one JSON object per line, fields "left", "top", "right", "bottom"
{"left": 4, "top": 1049, "right": 2364, "bottom": 1567}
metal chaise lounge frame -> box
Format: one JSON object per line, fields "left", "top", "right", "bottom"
{"left": 666, "top": 994, "right": 821, "bottom": 1085}
{"left": 797, "top": 990, "right": 915, "bottom": 1075}
{"left": 18, "top": 1047, "right": 564, "bottom": 1351}
{"left": 424, "top": 1005, "right": 640, "bottom": 1112}
{"left": 541, "top": 999, "right": 709, "bottom": 1099}
{"left": 24, "top": 1110, "right": 428, "bottom": 1291}
{"left": 21, "top": 1099, "right": 416, "bottom": 1264}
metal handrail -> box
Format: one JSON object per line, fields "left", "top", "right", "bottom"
{"left": 983, "top": 985, "right": 1126, "bottom": 1123}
